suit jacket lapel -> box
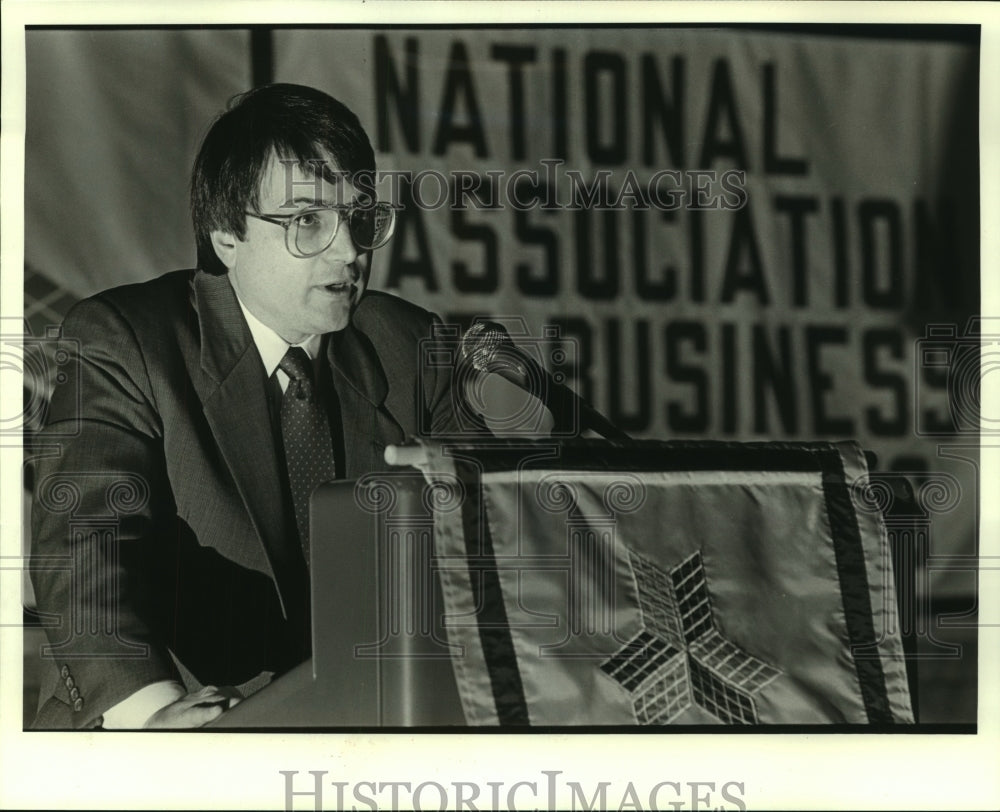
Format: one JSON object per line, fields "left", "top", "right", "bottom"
{"left": 191, "top": 272, "right": 290, "bottom": 606}
{"left": 326, "top": 322, "right": 405, "bottom": 478}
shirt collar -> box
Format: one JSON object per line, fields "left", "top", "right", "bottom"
{"left": 235, "top": 295, "right": 323, "bottom": 378}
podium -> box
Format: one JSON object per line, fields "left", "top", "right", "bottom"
{"left": 211, "top": 439, "right": 915, "bottom": 728}
{"left": 210, "top": 471, "right": 466, "bottom": 727}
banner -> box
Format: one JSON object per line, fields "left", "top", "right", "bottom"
{"left": 21, "top": 26, "right": 980, "bottom": 599}
{"left": 412, "top": 440, "right": 913, "bottom": 725}
{"left": 276, "top": 27, "right": 980, "bottom": 598}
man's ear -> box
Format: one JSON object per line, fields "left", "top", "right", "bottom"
{"left": 209, "top": 230, "right": 240, "bottom": 270}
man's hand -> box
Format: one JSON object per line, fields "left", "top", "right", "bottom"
{"left": 143, "top": 685, "right": 241, "bottom": 729}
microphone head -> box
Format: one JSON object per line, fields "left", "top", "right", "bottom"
{"left": 457, "top": 320, "right": 555, "bottom": 436}
{"left": 459, "top": 320, "right": 524, "bottom": 376}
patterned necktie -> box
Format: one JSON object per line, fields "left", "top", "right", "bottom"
{"left": 278, "top": 346, "right": 335, "bottom": 567}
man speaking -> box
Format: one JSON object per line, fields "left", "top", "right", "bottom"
{"left": 29, "top": 83, "right": 464, "bottom": 729}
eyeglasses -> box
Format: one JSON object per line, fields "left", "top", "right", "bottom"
{"left": 245, "top": 202, "right": 396, "bottom": 256}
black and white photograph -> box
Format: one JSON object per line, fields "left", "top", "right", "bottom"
{"left": 1, "top": 1, "right": 997, "bottom": 810}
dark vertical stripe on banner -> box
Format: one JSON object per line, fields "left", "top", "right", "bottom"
{"left": 250, "top": 28, "right": 274, "bottom": 87}
{"left": 820, "top": 446, "right": 894, "bottom": 723}
{"left": 454, "top": 460, "right": 530, "bottom": 725}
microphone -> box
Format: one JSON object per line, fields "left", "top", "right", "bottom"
{"left": 459, "top": 321, "right": 631, "bottom": 441}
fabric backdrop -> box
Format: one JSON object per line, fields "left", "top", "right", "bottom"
{"left": 23, "top": 27, "right": 980, "bottom": 607}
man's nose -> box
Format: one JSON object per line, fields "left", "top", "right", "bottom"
{"left": 324, "top": 216, "right": 359, "bottom": 266}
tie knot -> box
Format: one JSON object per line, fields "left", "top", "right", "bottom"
{"left": 279, "top": 347, "right": 314, "bottom": 399}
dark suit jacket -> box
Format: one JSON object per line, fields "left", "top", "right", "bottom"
{"left": 29, "top": 269, "right": 462, "bottom": 729}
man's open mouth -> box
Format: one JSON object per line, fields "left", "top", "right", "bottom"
{"left": 324, "top": 282, "right": 354, "bottom": 294}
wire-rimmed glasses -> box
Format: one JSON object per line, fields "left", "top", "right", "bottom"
{"left": 245, "top": 201, "right": 396, "bottom": 256}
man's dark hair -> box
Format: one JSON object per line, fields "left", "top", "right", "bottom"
{"left": 191, "top": 83, "right": 376, "bottom": 275}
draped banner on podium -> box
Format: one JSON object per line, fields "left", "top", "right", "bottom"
{"left": 409, "top": 440, "right": 913, "bottom": 725}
